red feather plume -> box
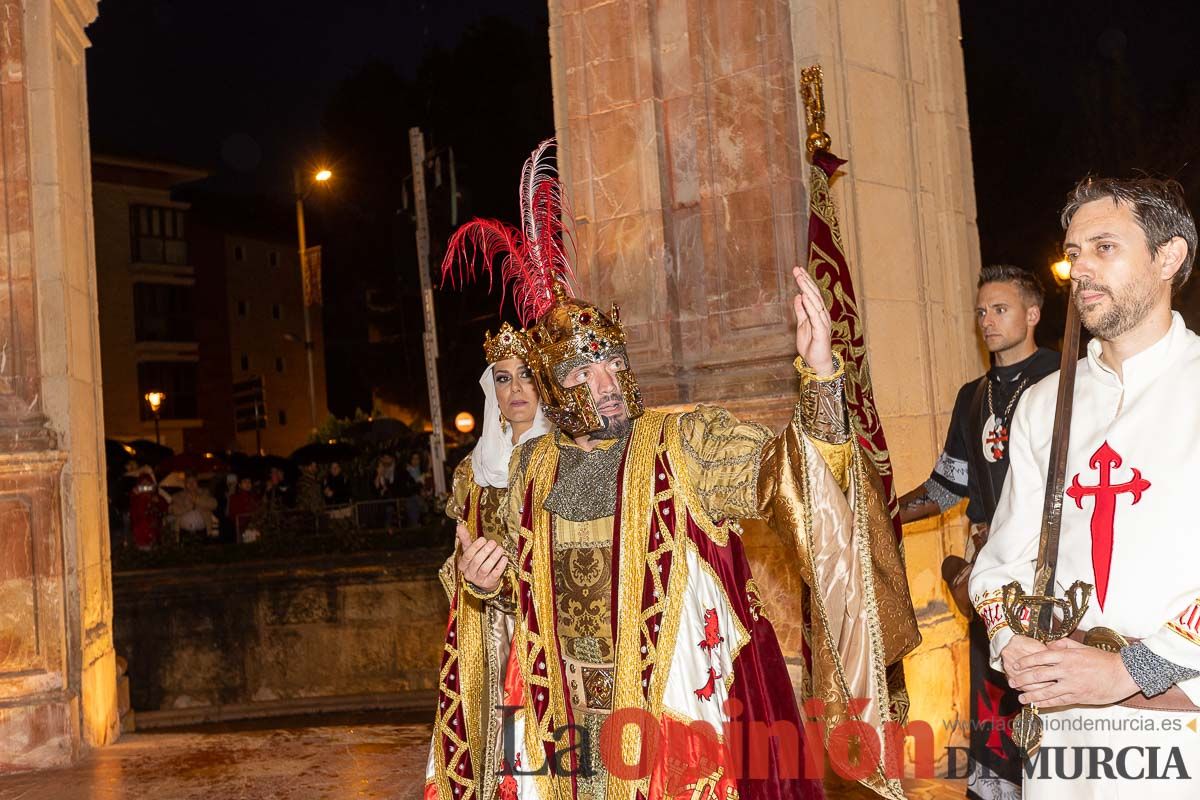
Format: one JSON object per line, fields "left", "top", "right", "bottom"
{"left": 440, "top": 137, "right": 575, "bottom": 326}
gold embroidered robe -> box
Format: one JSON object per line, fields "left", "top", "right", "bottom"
{"left": 491, "top": 360, "right": 919, "bottom": 800}
{"left": 427, "top": 458, "right": 516, "bottom": 800}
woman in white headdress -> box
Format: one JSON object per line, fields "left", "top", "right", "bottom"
{"left": 444, "top": 323, "right": 550, "bottom": 544}
{"left": 427, "top": 138, "right": 573, "bottom": 800}
{"left": 428, "top": 323, "right": 550, "bottom": 800}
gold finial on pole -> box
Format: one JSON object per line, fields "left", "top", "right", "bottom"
{"left": 800, "top": 65, "right": 832, "bottom": 154}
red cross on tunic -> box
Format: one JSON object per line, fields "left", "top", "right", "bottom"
{"left": 1065, "top": 441, "right": 1151, "bottom": 610}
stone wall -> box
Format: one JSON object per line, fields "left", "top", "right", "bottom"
{"left": 547, "top": 0, "right": 982, "bottom": 758}
{"left": 0, "top": 0, "right": 116, "bottom": 773}
{"left": 112, "top": 550, "right": 449, "bottom": 726}
{"left": 29, "top": 0, "right": 119, "bottom": 755}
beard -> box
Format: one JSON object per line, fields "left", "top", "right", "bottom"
{"left": 588, "top": 392, "right": 631, "bottom": 441}
{"left": 1074, "top": 275, "right": 1158, "bottom": 341}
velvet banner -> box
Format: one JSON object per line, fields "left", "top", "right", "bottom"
{"left": 805, "top": 150, "right": 900, "bottom": 541}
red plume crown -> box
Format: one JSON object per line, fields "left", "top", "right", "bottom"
{"left": 440, "top": 138, "right": 576, "bottom": 326}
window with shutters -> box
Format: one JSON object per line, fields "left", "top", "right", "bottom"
{"left": 130, "top": 205, "right": 188, "bottom": 265}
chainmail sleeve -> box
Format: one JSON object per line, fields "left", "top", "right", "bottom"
{"left": 1121, "top": 642, "right": 1200, "bottom": 698}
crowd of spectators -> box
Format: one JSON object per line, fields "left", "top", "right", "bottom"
{"left": 111, "top": 449, "right": 437, "bottom": 552}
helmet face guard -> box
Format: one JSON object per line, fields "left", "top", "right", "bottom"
{"left": 532, "top": 376, "right": 604, "bottom": 437}
{"left": 524, "top": 294, "right": 644, "bottom": 438}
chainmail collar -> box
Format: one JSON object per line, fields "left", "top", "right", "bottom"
{"left": 543, "top": 430, "right": 630, "bottom": 522}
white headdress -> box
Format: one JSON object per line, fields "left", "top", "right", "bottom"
{"left": 470, "top": 364, "right": 551, "bottom": 488}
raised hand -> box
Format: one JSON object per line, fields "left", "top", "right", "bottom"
{"left": 455, "top": 523, "right": 508, "bottom": 593}
{"left": 792, "top": 266, "right": 835, "bottom": 376}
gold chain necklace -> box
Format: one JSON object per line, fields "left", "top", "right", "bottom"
{"left": 986, "top": 374, "right": 1030, "bottom": 425}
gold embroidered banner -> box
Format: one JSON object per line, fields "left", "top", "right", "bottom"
{"left": 806, "top": 151, "right": 900, "bottom": 540}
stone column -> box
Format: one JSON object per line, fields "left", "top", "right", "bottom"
{"left": 788, "top": 0, "right": 981, "bottom": 759}
{"left": 0, "top": 0, "right": 115, "bottom": 772}
{"left": 548, "top": 0, "right": 980, "bottom": 758}
{"left": 549, "top": 0, "right": 809, "bottom": 424}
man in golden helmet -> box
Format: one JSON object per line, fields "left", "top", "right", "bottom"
{"left": 523, "top": 283, "right": 643, "bottom": 440}
{"left": 435, "top": 139, "right": 919, "bottom": 800}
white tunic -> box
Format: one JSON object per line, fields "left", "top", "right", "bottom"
{"left": 970, "top": 312, "right": 1200, "bottom": 799}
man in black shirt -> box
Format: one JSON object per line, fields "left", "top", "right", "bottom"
{"left": 899, "top": 264, "right": 1058, "bottom": 800}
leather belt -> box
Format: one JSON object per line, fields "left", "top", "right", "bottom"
{"left": 1068, "top": 628, "right": 1200, "bottom": 712}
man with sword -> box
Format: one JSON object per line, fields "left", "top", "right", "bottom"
{"left": 971, "top": 176, "right": 1200, "bottom": 797}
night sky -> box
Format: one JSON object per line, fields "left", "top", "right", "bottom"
{"left": 87, "top": 1, "right": 542, "bottom": 185}
{"left": 87, "top": 0, "right": 552, "bottom": 425}
{"left": 961, "top": 0, "right": 1200, "bottom": 336}
{"left": 86, "top": 1, "right": 1200, "bottom": 426}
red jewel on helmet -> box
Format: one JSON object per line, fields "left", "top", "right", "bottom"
{"left": 590, "top": 342, "right": 600, "bottom": 351}
{"left": 579, "top": 312, "right": 592, "bottom": 325}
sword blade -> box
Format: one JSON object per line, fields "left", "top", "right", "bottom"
{"left": 1031, "top": 287, "right": 1081, "bottom": 634}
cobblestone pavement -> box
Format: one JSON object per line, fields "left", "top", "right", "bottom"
{"left": 0, "top": 715, "right": 964, "bottom": 800}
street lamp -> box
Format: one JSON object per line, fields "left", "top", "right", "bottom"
{"left": 144, "top": 391, "right": 165, "bottom": 445}
{"left": 454, "top": 411, "right": 475, "bottom": 434}
{"left": 293, "top": 166, "right": 332, "bottom": 432}
{"left": 1051, "top": 258, "right": 1072, "bottom": 284}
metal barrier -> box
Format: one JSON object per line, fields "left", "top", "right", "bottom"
{"left": 354, "top": 498, "right": 402, "bottom": 530}
{"left": 233, "top": 498, "right": 412, "bottom": 543}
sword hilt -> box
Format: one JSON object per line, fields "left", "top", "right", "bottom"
{"left": 1001, "top": 580, "right": 1093, "bottom": 760}
{"left": 1002, "top": 580, "right": 1092, "bottom": 642}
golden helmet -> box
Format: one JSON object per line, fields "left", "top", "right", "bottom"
{"left": 523, "top": 284, "right": 644, "bottom": 437}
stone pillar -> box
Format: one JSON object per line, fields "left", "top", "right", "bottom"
{"left": 0, "top": 0, "right": 114, "bottom": 772}
{"left": 548, "top": 0, "right": 980, "bottom": 758}
{"left": 788, "top": 0, "right": 982, "bottom": 759}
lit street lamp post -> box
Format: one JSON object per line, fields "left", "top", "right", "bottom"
{"left": 293, "top": 167, "right": 331, "bottom": 432}
{"left": 145, "top": 391, "right": 165, "bottom": 445}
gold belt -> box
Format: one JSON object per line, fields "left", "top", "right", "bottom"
{"left": 564, "top": 656, "right": 614, "bottom": 712}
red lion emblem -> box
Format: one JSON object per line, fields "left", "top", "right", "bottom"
{"left": 497, "top": 755, "right": 521, "bottom": 800}
{"left": 698, "top": 608, "right": 724, "bottom": 654}
{"left": 694, "top": 666, "right": 721, "bottom": 701}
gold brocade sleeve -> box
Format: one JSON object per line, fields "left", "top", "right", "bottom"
{"left": 446, "top": 458, "right": 474, "bottom": 521}
{"left": 443, "top": 452, "right": 518, "bottom": 611}
{"left": 677, "top": 355, "right": 854, "bottom": 522}
{"left": 677, "top": 405, "right": 773, "bottom": 522}
{"left": 458, "top": 444, "right": 539, "bottom": 615}
{"left": 794, "top": 354, "right": 853, "bottom": 492}
{"left": 440, "top": 460, "right": 473, "bottom": 603}
{"left": 437, "top": 554, "right": 456, "bottom": 602}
